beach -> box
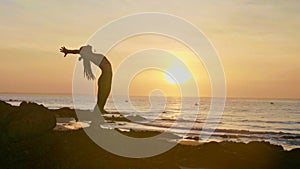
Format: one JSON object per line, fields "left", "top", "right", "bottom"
{"left": 2, "top": 1, "right": 300, "bottom": 168}
{"left": 1, "top": 94, "right": 300, "bottom": 150}
{"left": 0, "top": 100, "right": 299, "bottom": 169}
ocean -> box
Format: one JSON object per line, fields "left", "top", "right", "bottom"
{"left": 1, "top": 93, "right": 299, "bottom": 150}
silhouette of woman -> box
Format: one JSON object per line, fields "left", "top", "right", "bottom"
{"left": 60, "top": 45, "right": 112, "bottom": 114}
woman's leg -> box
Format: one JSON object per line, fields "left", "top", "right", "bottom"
{"left": 96, "top": 58, "right": 112, "bottom": 113}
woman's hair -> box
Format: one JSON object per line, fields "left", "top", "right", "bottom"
{"left": 79, "top": 45, "right": 95, "bottom": 80}
{"left": 83, "top": 59, "right": 95, "bottom": 80}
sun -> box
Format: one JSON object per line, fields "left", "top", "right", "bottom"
{"left": 164, "top": 61, "right": 192, "bottom": 84}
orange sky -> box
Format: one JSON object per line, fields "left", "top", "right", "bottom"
{"left": 0, "top": 1, "right": 299, "bottom": 98}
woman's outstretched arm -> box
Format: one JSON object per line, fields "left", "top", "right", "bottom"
{"left": 60, "top": 46, "right": 80, "bottom": 57}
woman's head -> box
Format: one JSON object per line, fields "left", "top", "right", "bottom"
{"left": 79, "top": 45, "right": 95, "bottom": 80}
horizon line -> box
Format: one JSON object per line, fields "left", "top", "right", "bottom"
{"left": 0, "top": 92, "right": 299, "bottom": 100}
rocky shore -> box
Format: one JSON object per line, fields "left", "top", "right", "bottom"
{"left": 0, "top": 101, "right": 299, "bottom": 169}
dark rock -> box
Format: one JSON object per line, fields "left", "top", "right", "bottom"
{"left": 0, "top": 101, "right": 15, "bottom": 127}
{"left": 184, "top": 136, "right": 200, "bottom": 141}
{"left": 126, "top": 115, "right": 147, "bottom": 122}
{"left": 6, "top": 102, "right": 56, "bottom": 141}
{"left": 52, "top": 107, "right": 78, "bottom": 120}
{"left": 1, "top": 126, "right": 300, "bottom": 169}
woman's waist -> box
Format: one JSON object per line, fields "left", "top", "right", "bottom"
{"left": 100, "top": 58, "right": 112, "bottom": 71}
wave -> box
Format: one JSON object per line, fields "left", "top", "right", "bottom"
{"left": 240, "top": 119, "right": 300, "bottom": 125}
{"left": 133, "top": 120, "right": 300, "bottom": 138}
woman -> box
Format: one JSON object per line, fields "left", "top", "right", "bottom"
{"left": 60, "top": 45, "right": 112, "bottom": 114}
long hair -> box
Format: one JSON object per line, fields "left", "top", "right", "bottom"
{"left": 83, "top": 58, "right": 95, "bottom": 80}
{"left": 79, "top": 46, "right": 95, "bottom": 80}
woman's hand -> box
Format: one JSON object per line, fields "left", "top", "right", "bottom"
{"left": 60, "top": 46, "right": 69, "bottom": 57}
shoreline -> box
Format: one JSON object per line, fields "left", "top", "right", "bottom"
{"left": 1, "top": 100, "right": 300, "bottom": 149}
{"left": 0, "top": 101, "right": 300, "bottom": 169}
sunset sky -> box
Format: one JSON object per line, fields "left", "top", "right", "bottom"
{"left": 0, "top": 0, "right": 299, "bottom": 98}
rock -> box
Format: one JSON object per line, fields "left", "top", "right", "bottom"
{"left": 126, "top": 115, "right": 147, "bottom": 122}
{"left": 0, "top": 101, "right": 15, "bottom": 127}
{"left": 0, "top": 100, "right": 13, "bottom": 111}
{"left": 52, "top": 107, "right": 78, "bottom": 120}
{"left": 184, "top": 136, "right": 200, "bottom": 141}
{"left": 6, "top": 102, "right": 56, "bottom": 141}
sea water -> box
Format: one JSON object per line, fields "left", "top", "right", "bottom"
{"left": 0, "top": 94, "right": 299, "bottom": 150}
